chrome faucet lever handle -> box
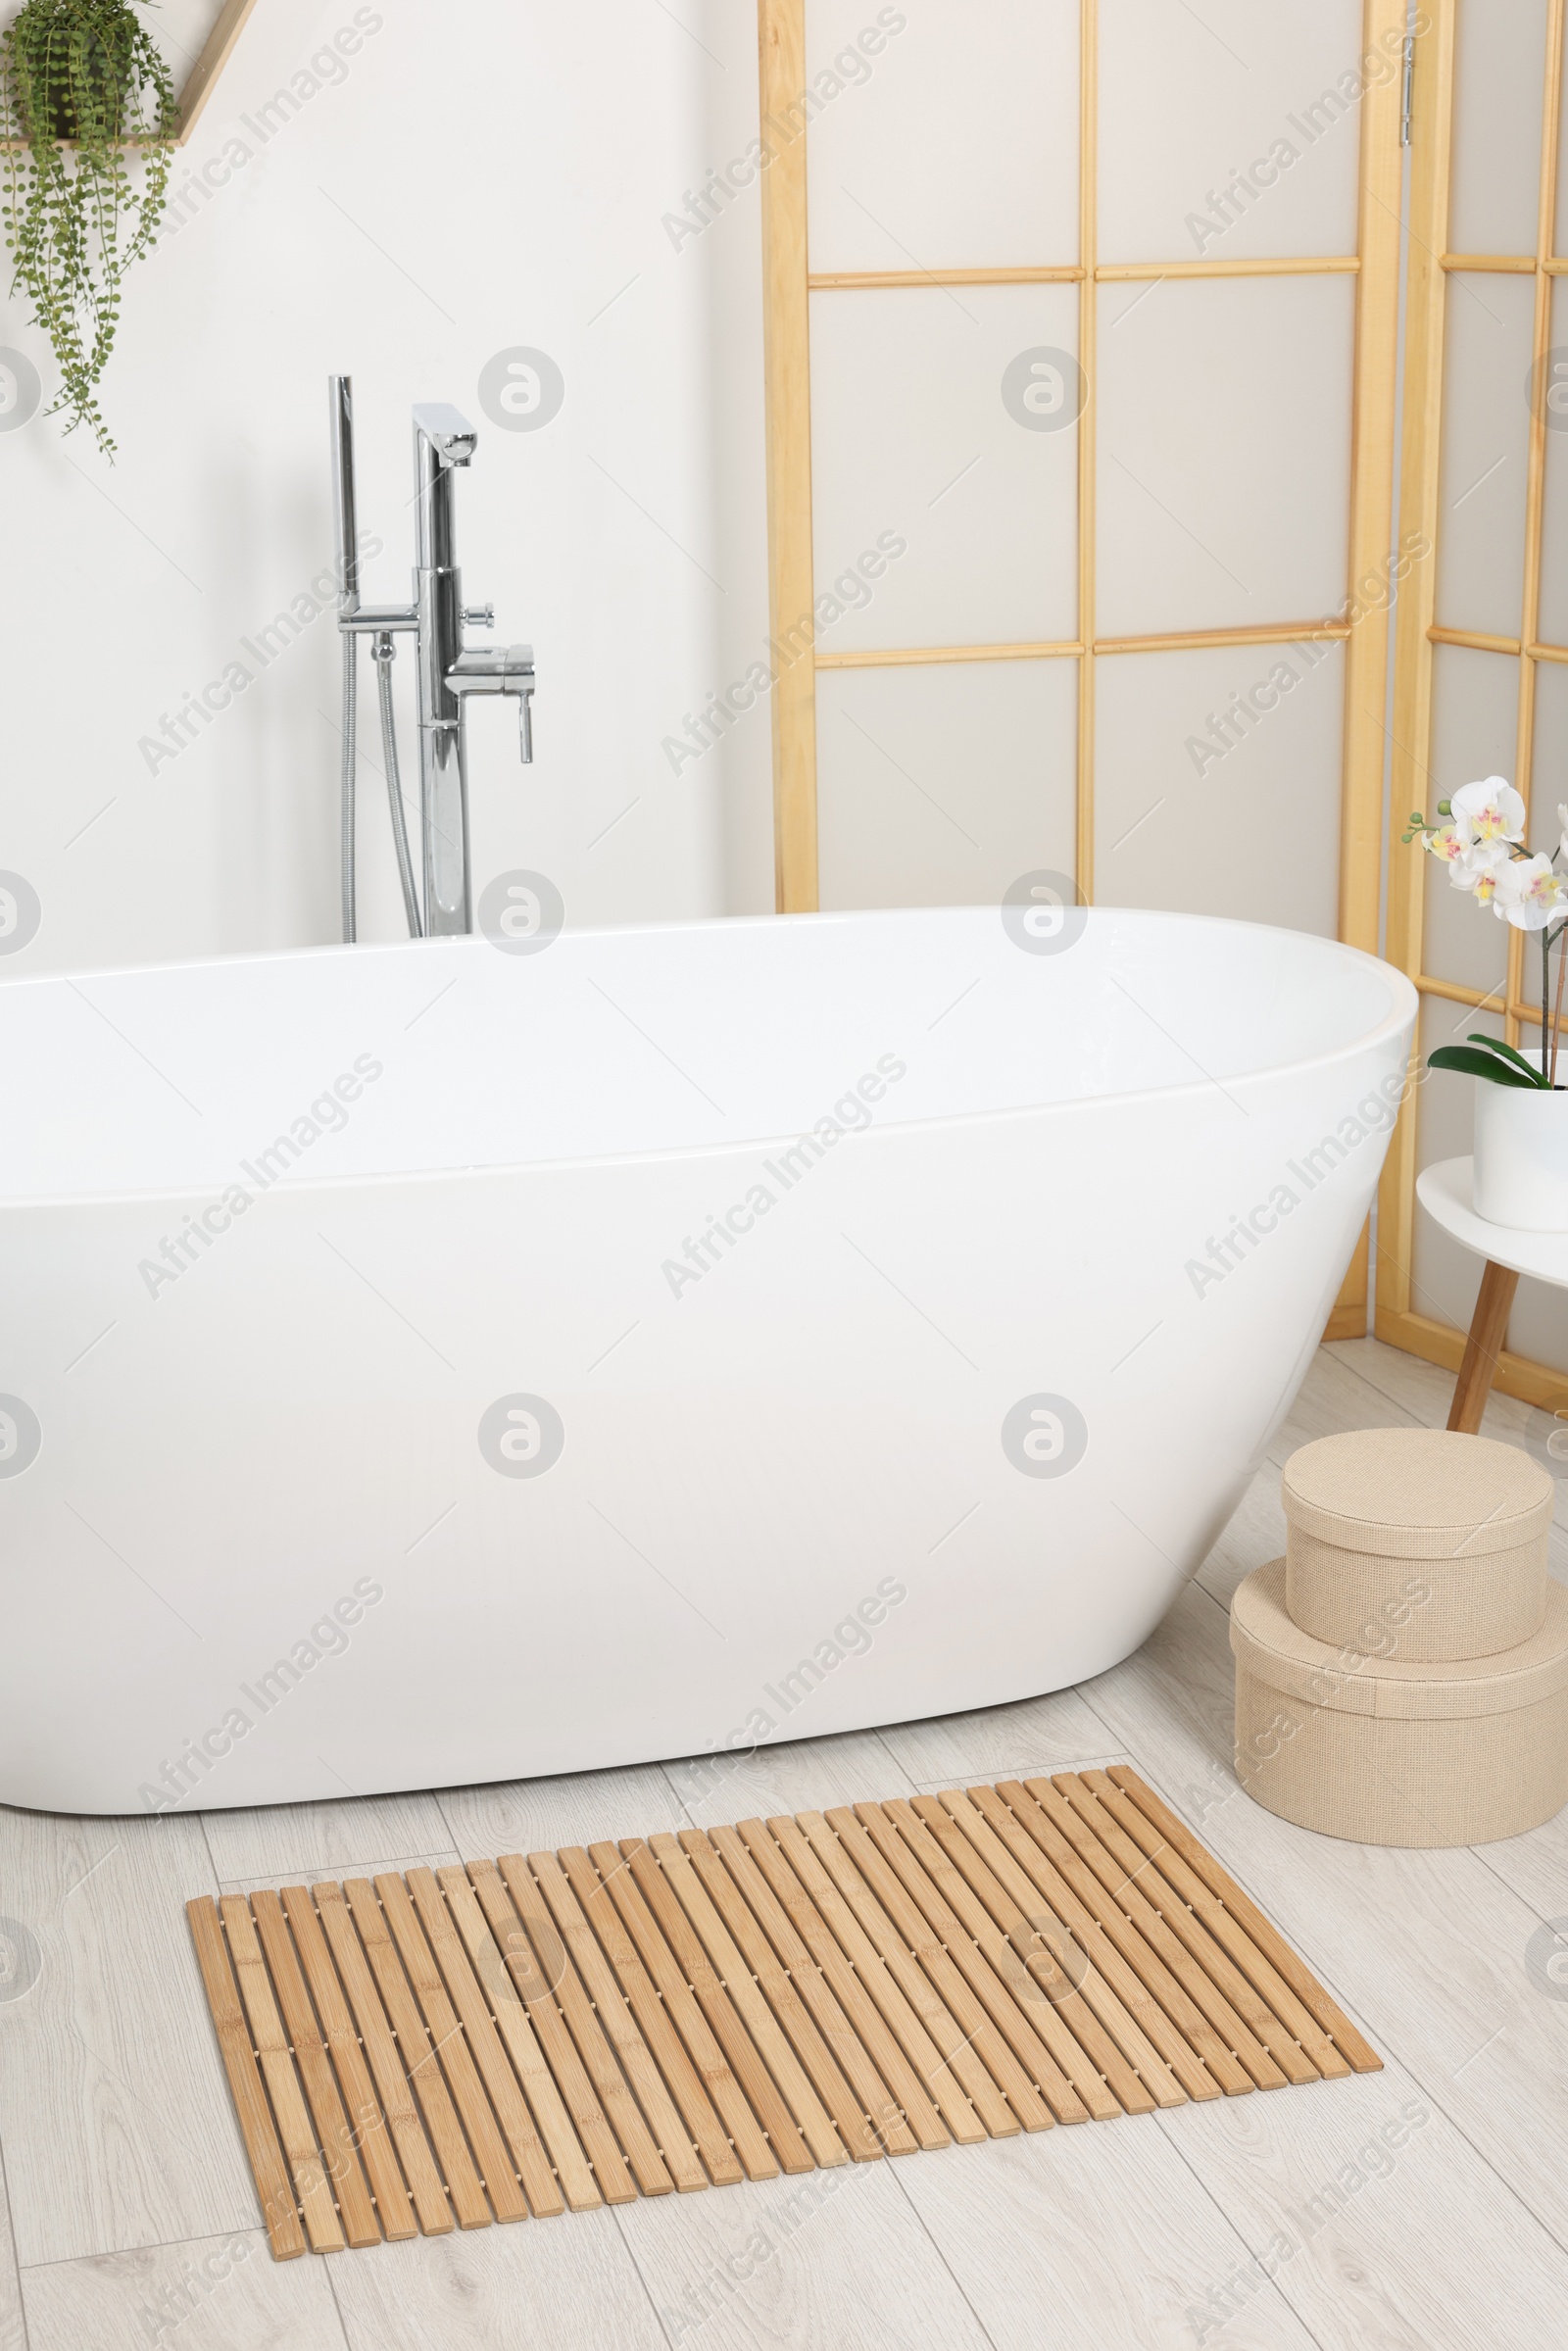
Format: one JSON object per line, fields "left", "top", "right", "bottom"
{"left": 444, "top": 642, "right": 535, "bottom": 766}
{"left": 463, "top": 604, "right": 495, "bottom": 628}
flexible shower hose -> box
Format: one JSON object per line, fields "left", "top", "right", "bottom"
{"left": 375, "top": 637, "right": 422, "bottom": 938}
{"left": 341, "top": 631, "right": 423, "bottom": 941}
{"left": 340, "top": 630, "right": 357, "bottom": 943}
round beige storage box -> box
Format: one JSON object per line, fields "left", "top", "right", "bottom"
{"left": 1232, "top": 1561, "right": 1568, "bottom": 1846}
{"left": 1282, "top": 1429, "right": 1553, "bottom": 1661}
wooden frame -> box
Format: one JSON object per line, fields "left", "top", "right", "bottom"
{"left": 1377, "top": 0, "right": 1568, "bottom": 1415}
{"left": 0, "top": 0, "right": 262, "bottom": 149}
{"left": 754, "top": 0, "right": 1406, "bottom": 1337}
{"left": 1334, "top": 0, "right": 1408, "bottom": 1336}
{"left": 759, "top": 0, "right": 820, "bottom": 915}
{"left": 1075, "top": 0, "right": 1099, "bottom": 908}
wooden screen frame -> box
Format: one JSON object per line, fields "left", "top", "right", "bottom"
{"left": 1377, "top": 0, "right": 1568, "bottom": 1414}
{"left": 756, "top": 0, "right": 1405, "bottom": 1337}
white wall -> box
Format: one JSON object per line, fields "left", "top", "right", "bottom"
{"left": 0, "top": 0, "right": 776, "bottom": 976}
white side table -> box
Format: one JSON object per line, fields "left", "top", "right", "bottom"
{"left": 1416, "top": 1156, "right": 1568, "bottom": 1432}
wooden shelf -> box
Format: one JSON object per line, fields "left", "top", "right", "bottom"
{"left": 172, "top": 0, "right": 263, "bottom": 146}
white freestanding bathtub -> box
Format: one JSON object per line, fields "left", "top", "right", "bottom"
{"left": 0, "top": 906, "right": 1415, "bottom": 1814}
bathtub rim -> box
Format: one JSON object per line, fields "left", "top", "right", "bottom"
{"left": 0, "top": 906, "right": 1417, "bottom": 1210}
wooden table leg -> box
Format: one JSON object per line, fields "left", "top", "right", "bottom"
{"left": 1447, "top": 1259, "right": 1521, "bottom": 1434}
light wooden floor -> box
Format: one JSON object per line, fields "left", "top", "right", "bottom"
{"left": 4, "top": 1335, "right": 1568, "bottom": 2350}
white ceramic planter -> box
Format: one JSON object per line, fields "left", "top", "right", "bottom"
{"left": 1474, "top": 1076, "right": 1568, "bottom": 1230}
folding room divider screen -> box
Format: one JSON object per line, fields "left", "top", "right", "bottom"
{"left": 1381, "top": 0, "right": 1568, "bottom": 1411}
{"left": 756, "top": 0, "right": 1404, "bottom": 1338}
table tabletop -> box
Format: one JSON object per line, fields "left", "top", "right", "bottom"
{"left": 1416, "top": 1155, "right": 1568, "bottom": 1289}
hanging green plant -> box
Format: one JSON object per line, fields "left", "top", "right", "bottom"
{"left": 0, "top": 0, "right": 177, "bottom": 458}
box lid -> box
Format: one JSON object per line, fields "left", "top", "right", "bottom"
{"left": 1231, "top": 1560, "right": 1568, "bottom": 1720}
{"left": 1281, "top": 1429, "right": 1553, "bottom": 1560}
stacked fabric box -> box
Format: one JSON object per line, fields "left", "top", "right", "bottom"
{"left": 1231, "top": 1428, "right": 1568, "bottom": 1846}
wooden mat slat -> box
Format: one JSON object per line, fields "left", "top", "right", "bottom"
{"left": 1044, "top": 1778, "right": 1314, "bottom": 2088}
{"left": 558, "top": 1846, "right": 744, "bottom": 2188}
{"left": 726, "top": 1817, "right": 921, "bottom": 2156}
{"left": 467, "top": 1859, "right": 634, "bottom": 2206}
{"left": 310, "top": 1883, "right": 456, "bottom": 2236}
{"left": 705, "top": 1820, "right": 906, "bottom": 2160}
{"left": 990, "top": 1784, "right": 1251, "bottom": 2100}
{"left": 819, "top": 1806, "right": 1041, "bottom": 2137}
{"left": 339, "top": 1878, "right": 492, "bottom": 2229}
{"left": 620, "top": 1838, "right": 816, "bottom": 2176}
{"left": 370, "top": 1873, "right": 531, "bottom": 2223}
{"left": 186, "top": 1897, "right": 306, "bottom": 2261}
{"left": 1083, "top": 1774, "right": 1348, "bottom": 2078}
{"left": 249, "top": 1890, "right": 381, "bottom": 2247}
{"left": 964, "top": 1786, "right": 1219, "bottom": 2104}
{"left": 527, "top": 1849, "right": 710, "bottom": 2193}
{"left": 785, "top": 1814, "right": 989, "bottom": 2147}
{"left": 938, "top": 1790, "right": 1190, "bottom": 2110}
{"left": 190, "top": 1769, "right": 1381, "bottom": 2261}
{"left": 1105, "top": 1768, "right": 1382, "bottom": 2074}
{"left": 493, "top": 1852, "right": 672, "bottom": 2200}
{"left": 907, "top": 1794, "right": 1152, "bottom": 2119}
{"left": 885, "top": 1798, "right": 1121, "bottom": 2122}
{"left": 1017, "top": 1777, "right": 1287, "bottom": 2091}
{"left": 405, "top": 1868, "right": 566, "bottom": 2218}
{"left": 761, "top": 1815, "right": 956, "bottom": 2152}
{"left": 850, "top": 1799, "right": 1088, "bottom": 2125}
{"left": 438, "top": 1866, "right": 597, "bottom": 2212}
{"left": 585, "top": 1839, "right": 779, "bottom": 2182}
{"left": 277, "top": 1886, "right": 419, "bottom": 2241}
{"left": 219, "top": 1895, "right": 345, "bottom": 2253}
{"left": 650, "top": 1832, "right": 850, "bottom": 2170}
{"left": 496, "top": 1854, "right": 674, "bottom": 2198}
{"left": 675, "top": 1829, "right": 876, "bottom": 2163}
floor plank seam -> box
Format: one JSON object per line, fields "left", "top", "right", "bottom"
{"left": 1150, "top": 2106, "right": 1337, "bottom": 2351}
{"left": 0, "top": 2133, "right": 31, "bottom": 2351}
{"left": 1347, "top": 2039, "right": 1568, "bottom": 2267}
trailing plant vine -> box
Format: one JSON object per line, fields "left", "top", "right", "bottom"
{"left": 0, "top": 0, "right": 176, "bottom": 457}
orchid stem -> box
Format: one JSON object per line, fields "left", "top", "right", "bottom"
{"left": 1542, "top": 926, "right": 1560, "bottom": 1091}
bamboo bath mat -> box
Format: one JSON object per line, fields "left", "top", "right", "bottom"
{"left": 187, "top": 1765, "right": 1380, "bottom": 2259}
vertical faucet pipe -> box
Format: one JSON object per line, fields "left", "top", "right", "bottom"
{"left": 411, "top": 409, "right": 474, "bottom": 935}
{"left": 329, "top": 375, "right": 359, "bottom": 943}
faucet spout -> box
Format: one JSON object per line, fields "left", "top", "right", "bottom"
{"left": 412, "top": 403, "right": 477, "bottom": 466}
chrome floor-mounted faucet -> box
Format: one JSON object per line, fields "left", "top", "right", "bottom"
{"left": 328, "top": 376, "right": 536, "bottom": 940}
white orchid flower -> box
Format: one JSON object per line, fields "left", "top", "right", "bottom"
{"left": 1493, "top": 852, "right": 1566, "bottom": 930}
{"left": 1423, "top": 823, "right": 1470, "bottom": 863}
{"left": 1451, "top": 838, "right": 1509, "bottom": 899}
{"left": 1451, "top": 775, "right": 1527, "bottom": 843}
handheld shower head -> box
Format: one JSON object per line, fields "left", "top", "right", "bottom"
{"left": 328, "top": 373, "right": 360, "bottom": 615}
